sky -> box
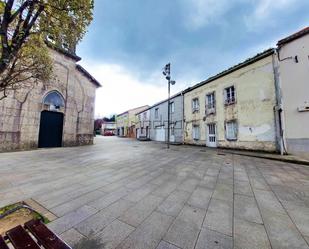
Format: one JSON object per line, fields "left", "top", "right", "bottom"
{"left": 76, "top": 0, "right": 309, "bottom": 118}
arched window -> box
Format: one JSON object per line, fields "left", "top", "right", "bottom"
{"left": 43, "top": 91, "right": 65, "bottom": 110}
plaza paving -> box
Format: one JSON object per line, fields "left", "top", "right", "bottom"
{"left": 1, "top": 136, "right": 309, "bottom": 249}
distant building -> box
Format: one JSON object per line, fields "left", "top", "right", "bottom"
{"left": 116, "top": 105, "right": 149, "bottom": 138}
{"left": 136, "top": 108, "right": 151, "bottom": 140}
{"left": 101, "top": 122, "right": 116, "bottom": 136}
{"left": 149, "top": 93, "right": 184, "bottom": 144}
{"left": 116, "top": 111, "right": 129, "bottom": 137}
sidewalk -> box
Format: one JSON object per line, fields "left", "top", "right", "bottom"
{"left": 221, "top": 149, "right": 309, "bottom": 166}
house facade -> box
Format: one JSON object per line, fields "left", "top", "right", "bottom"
{"left": 276, "top": 27, "right": 309, "bottom": 159}
{"left": 116, "top": 105, "right": 149, "bottom": 138}
{"left": 149, "top": 93, "right": 184, "bottom": 143}
{"left": 184, "top": 49, "right": 278, "bottom": 152}
{"left": 116, "top": 111, "right": 129, "bottom": 137}
{"left": 0, "top": 48, "right": 101, "bottom": 152}
{"left": 136, "top": 108, "right": 151, "bottom": 140}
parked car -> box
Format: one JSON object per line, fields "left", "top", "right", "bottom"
{"left": 104, "top": 130, "right": 115, "bottom": 136}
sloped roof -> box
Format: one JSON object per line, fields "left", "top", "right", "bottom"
{"left": 277, "top": 27, "right": 309, "bottom": 46}
{"left": 117, "top": 105, "right": 149, "bottom": 117}
{"left": 147, "top": 91, "right": 184, "bottom": 111}
{"left": 185, "top": 48, "right": 275, "bottom": 94}
{"left": 46, "top": 42, "right": 81, "bottom": 61}
{"left": 76, "top": 64, "right": 102, "bottom": 88}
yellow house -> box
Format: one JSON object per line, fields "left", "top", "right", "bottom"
{"left": 184, "top": 49, "right": 278, "bottom": 152}
{"left": 116, "top": 105, "right": 149, "bottom": 138}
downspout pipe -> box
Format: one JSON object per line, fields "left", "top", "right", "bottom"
{"left": 272, "top": 48, "right": 288, "bottom": 155}
{"left": 181, "top": 91, "right": 185, "bottom": 145}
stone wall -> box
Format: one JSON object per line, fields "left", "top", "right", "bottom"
{"left": 0, "top": 49, "right": 97, "bottom": 152}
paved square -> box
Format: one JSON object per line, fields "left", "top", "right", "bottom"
{"left": 1, "top": 137, "right": 309, "bottom": 249}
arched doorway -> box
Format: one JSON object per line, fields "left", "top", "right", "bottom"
{"left": 38, "top": 91, "right": 65, "bottom": 148}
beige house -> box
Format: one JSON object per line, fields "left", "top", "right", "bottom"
{"left": 184, "top": 49, "right": 278, "bottom": 152}
{"left": 116, "top": 111, "right": 129, "bottom": 137}
{"left": 116, "top": 105, "right": 149, "bottom": 138}
{"left": 276, "top": 27, "right": 309, "bottom": 159}
{"left": 136, "top": 108, "right": 151, "bottom": 140}
{"left": 0, "top": 47, "right": 101, "bottom": 152}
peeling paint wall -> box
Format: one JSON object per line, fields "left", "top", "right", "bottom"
{"left": 0, "top": 49, "right": 97, "bottom": 152}
{"left": 184, "top": 55, "right": 277, "bottom": 152}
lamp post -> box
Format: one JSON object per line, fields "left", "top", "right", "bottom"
{"left": 163, "top": 63, "right": 176, "bottom": 149}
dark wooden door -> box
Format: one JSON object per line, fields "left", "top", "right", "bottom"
{"left": 38, "top": 111, "right": 64, "bottom": 148}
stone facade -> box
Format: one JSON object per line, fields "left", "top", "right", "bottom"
{"left": 0, "top": 48, "right": 100, "bottom": 152}
{"left": 183, "top": 50, "right": 278, "bottom": 152}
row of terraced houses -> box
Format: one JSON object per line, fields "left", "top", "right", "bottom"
{"left": 116, "top": 27, "right": 309, "bottom": 159}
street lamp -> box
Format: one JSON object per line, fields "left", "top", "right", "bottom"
{"left": 163, "top": 63, "right": 176, "bottom": 149}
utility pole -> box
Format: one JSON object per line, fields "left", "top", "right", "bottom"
{"left": 163, "top": 63, "right": 176, "bottom": 149}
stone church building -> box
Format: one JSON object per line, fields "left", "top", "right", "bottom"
{"left": 0, "top": 47, "right": 101, "bottom": 152}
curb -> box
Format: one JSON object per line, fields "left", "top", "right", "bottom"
{"left": 224, "top": 151, "right": 309, "bottom": 166}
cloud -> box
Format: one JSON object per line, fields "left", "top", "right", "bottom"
{"left": 79, "top": 61, "right": 185, "bottom": 117}
{"left": 245, "top": 0, "right": 300, "bottom": 30}
{"left": 183, "top": 0, "right": 234, "bottom": 29}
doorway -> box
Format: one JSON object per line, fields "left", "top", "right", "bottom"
{"left": 206, "top": 123, "right": 217, "bottom": 147}
{"left": 38, "top": 111, "right": 64, "bottom": 148}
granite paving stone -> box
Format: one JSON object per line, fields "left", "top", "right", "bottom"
{"left": 95, "top": 219, "right": 135, "bottom": 249}
{"left": 47, "top": 205, "right": 97, "bottom": 234}
{"left": 234, "top": 218, "right": 271, "bottom": 249}
{"left": 116, "top": 211, "right": 174, "bottom": 249}
{"left": 234, "top": 194, "right": 263, "bottom": 224}
{"left": 164, "top": 205, "right": 206, "bottom": 249}
{"left": 203, "top": 198, "right": 233, "bottom": 236}
{"left": 119, "top": 194, "right": 164, "bottom": 227}
{"left": 1, "top": 137, "right": 309, "bottom": 249}
{"left": 195, "top": 228, "right": 233, "bottom": 249}
{"left": 156, "top": 241, "right": 181, "bottom": 249}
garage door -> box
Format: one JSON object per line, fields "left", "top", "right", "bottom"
{"left": 155, "top": 127, "right": 165, "bottom": 142}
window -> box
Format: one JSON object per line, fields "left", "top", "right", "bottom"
{"left": 225, "top": 121, "right": 237, "bottom": 140}
{"left": 206, "top": 92, "right": 216, "bottom": 114}
{"left": 169, "top": 102, "right": 175, "bottom": 113}
{"left": 224, "top": 86, "right": 235, "bottom": 105}
{"left": 138, "top": 114, "right": 141, "bottom": 121}
{"left": 143, "top": 112, "right": 147, "bottom": 120}
{"left": 155, "top": 108, "right": 159, "bottom": 118}
{"left": 192, "top": 98, "right": 200, "bottom": 112}
{"left": 43, "top": 91, "right": 65, "bottom": 110}
{"left": 192, "top": 125, "right": 200, "bottom": 140}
